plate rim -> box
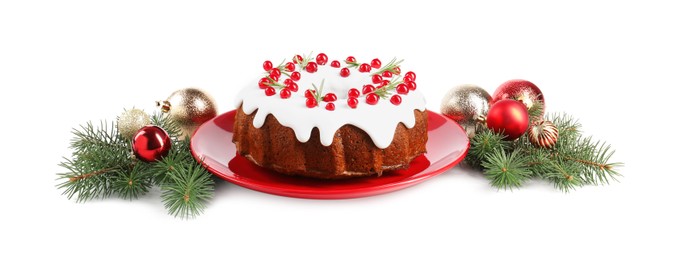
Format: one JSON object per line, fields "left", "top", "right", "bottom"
{"left": 190, "top": 109, "right": 469, "bottom": 199}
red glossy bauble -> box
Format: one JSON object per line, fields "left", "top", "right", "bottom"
{"left": 132, "top": 126, "right": 172, "bottom": 162}
{"left": 486, "top": 99, "right": 529, "bottom": 140}
{"left": 493, "top": 79, "right": 545, "bottom": 116}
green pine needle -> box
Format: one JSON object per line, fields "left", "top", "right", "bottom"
{"left": 161, "top": 161, "right": 214, "bottom": 219}
{"left": 467, "top": 130, "right": 510, "bottom": 168}
{"left": 481, "top": 149, "right": 532, "bottom": 190}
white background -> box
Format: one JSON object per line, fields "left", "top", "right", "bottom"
{"left": 1, "top": 0, "right": 675, "bottom": 259}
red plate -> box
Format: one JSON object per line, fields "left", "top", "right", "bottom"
{"left": 191, "top": 110, "right": 469, "bottom": 199}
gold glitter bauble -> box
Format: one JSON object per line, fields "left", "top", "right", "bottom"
{"left": 157, "top": 88, "right": 217, "bottom": 138}
{"left": 117, "top": 108, "right": 151, "bottom": 139}
{"left": 440, "top": 84, "right": 492, "bottom": 138}
{"left": 528, "top": 120, "right": 559, "bottom": 149}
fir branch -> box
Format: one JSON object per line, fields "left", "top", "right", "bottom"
{"left": 111, "top": 163, "right": 153, "bottom": 200}
{"left": 161, "top": 160, "right": 214, "bottom": 219}
{"left": 481, "top": 149, "right": 532, "bottom": 190}
{"left": 466, "top": 130, "right": 510, "bottom": 168}
{"left": 541, "top": 160, "right": 584, "bottom": 192}
{"left": 528, "top": 100, "right": 544, "bottom": 122}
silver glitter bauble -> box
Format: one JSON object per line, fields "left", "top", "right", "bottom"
{"left": 117, "top": 108, "right": 151, "bottom": 139}
{"left": 440, "top": 84, "right": 492, "bottom": 138}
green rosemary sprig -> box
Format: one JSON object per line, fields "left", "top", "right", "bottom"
{"left": 371, "top": 57, "right": 403, "bottom": 76}
{"left": 310, "top": 79, "right": 325, "bottom": 104}
{"left": 372, "top": 76, "right": 403, "bottom": 99}
{"left": 295, "top": 52, "right": 314, "bottom": 70}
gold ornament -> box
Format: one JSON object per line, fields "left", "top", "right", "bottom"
{"left": 528, "top": 120, "right": 559, "bottom": 149}
{"left": 157, "top": 88, "right": 218, "bottom": 138}
{"left": 117, "top": 108, "right": 151, "bottom": 139}
{"left": 440, "top": 84, "right": 492, "bottom": 138}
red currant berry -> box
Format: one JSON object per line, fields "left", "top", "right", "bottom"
{"left": 340, "top": 68, "right": 350, "bottom": 77}
{"left": 358, "top": 63, "right": 371, "bottom": 72}
{"left": 306, "top": 97, "right": 318, "bottom": 108}
{"left": 285, "top": 62, "right": 295, "bottom": 72}
{"left": 258, "top": 77, "right": 270, "bottom": 89}
{"left": 346, "top": 56, "right": 356, "bottom": 63}
{"left": 330, "top": 60, "right": 341, "bottom": 68}
{"left": 405, "top": 71, "right": 416, "bottom": 81}
{"left": 379, "top": 80, "right": 390, "bottom": 88}
{"left": 407, "top": 81, "right": 417, "bottom": 91}
{"left": 362, "top": 84, "right": 375, "bottom": 94}
{"left": 348, "top": 88, "right": 360, "bottom": 98}
{"left": 265, "top": 87, "right": 276, "bottom": 96}
{"left": 305, "top": 62, "right": 318, "bottom": 73}
{"left": 263, "top": 60, "right": 273, "bottom": 71}
{"left": 291, "top": 71, "right": 301, "bottom": 81}
{"left": 304, "top": 89, "right": 316, "bottom": 99}
{"left": 284, "top": 78, "right": 293, "bottom": 86}
{"left": 280, "top": 88, "right": 292, "bottom": 99}
{"left": 404, "top": 76, "right": 414, "bottom": 83}
{"left": 287, "top": 82, "right": 298, "bottom": 92}
{"left": 325, "top": 103, "right": 335, "bottom": 111}
{"left": 371, "top": 75, "right": 383, "bottom": 84}
{"left": 270, "top": 68, "right": 281, "bottom": 78}
{"left": 269, "top": 74, "right": 279, "bottom": 82}
{"left": 396, "top": 83, "right": 409, "bottom": 94}
{"left": 347, "top": 97, "right": 358, "bottom": 108}
{"left": 323, "top": 93, "right": 337, "bottom": 102}
{"left": 390, "top": 95, "right": 402, "bottom": 105}
{"left": 293, "top": 55, "right": 303, "bottom": 64}
{"left": 366, "top": 93, "right": 379, "bottom": 105}
{"left": 393, "top": 67, "right": 401, "bottom": 75}
{"left": 382, "top": 71, "right": 393, "bottom": 78}
{"left": 316, "top": 53, "right": 328, "bottom": 65}
{"left": 370, "top": 59, "right": 382, "bottom": 69}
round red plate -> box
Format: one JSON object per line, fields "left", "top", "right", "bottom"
{"left": 190, "top": 110, "right": 469, "bottom": 199}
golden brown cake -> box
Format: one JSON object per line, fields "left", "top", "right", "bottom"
{"left": 233, "top": 53, "right": 427, "bottom": 179}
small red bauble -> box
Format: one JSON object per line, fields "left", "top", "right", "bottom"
{"left": 371, "top": 58, "right": 382, "bottom": 69}
{"left": 285, "top": 62, "right": 295, "bottom": 72}
{"left": 291, "top": 71, "right": 301, "bottom": 81}
{"left": 362, "top": 84, "right": 375, "bottom": 94}
{"left": 358, "top": 63, "right": 371, "bottom": 72}
{"left": 366, "top": 93, "right": 380, "bottom": 105}
{"left": 132, "top": 126, "right": 171, "bottom": 162}
{"left": 405, "top": 71, "right": 416, "bottom": 81}
{"left": 407, "top": 81, "right": 417, "bottom": 91}
{"left": 346, "top": 56, "right": 356, "bottom": 63}
{"left": 340, "top": 68, "right": 350, "bottom": 77}
{"left": 330, "top": 60, "right": 341, "bottom": 68}
{"left": 348, "top": 88, "right": 360, "bottom": 98}
{"left": 382, "top": 71, "right": 393, "bottom": 78}
{"left": 396, "top": 84, "right": 409, "bottom": 94}
{"left": 347, "top": 97, "right": 359, "bottom": 108}
{"left": 372, "top": 75, "right": 383, "bottom": 84}
{"left": 305, "top": 62, "right": 318, "bottom": 73}
{"left": 280, "top": 88, "right": 292, "bottom": 99}
{"left": 493, "top": 79, "right": 545, "bottom": 116}
{"left": 323, "top": 93, "right": 337, "bottom": 102}
{"left": 486, "top": 99, "right": 530, "bottom": 140}
{"left": 316, "top": 53, "right": 328, "bottom": 65}
{"left": 325, "top": 103, "right": 335, "bottom": 111}
{"left": 293, "top": 55, "right": 303, "bottom": 63}
{"left": 390, "top": 95, "right": 402, "bottom": 105}
{"left": 263, "top": 60, "right": 273, "bottom": 71}
{"left": 258, "top": 77, "right": 270, "bottom": 89}
{"left": 264, "top": 87, "right": 276, "bottom": 96}
{"left": 306, "top": 97, "right": 318, "bottom": 108}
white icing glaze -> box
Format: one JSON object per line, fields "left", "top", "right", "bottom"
{"left": 235, "top": 57, "right": 426, "bottom": 149}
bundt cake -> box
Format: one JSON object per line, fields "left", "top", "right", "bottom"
{"left": 232, "top": 53, "right": 427, "bottom": 179}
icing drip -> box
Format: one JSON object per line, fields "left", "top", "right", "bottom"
{"left": 235, "top": 58, "right": 426, "bottom": 149}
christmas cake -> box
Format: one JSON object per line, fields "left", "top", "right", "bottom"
{"left": 233, "top": 53, "right": 427, "bottom": 179}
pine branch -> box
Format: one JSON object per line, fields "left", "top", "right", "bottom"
{"left": 466, "top": 130, "right": 510, "bottom": 168}
{"left": 161, "top": 158, "right": 214, "bottom": 219}
{"left": 481, "top": 149, "right": 533, "bottom": 190}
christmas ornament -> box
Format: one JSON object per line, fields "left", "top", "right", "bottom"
{"left": 157, "top": 88, "right": 217, "bottom": 138}
{"left": 440, "top": 84, "right": 492, "bottom": 138}
{"left": 486, "top": 99, "right": 529, "bottom": 140}
{"left": 528, "top": 119, "right": 559, "bottom": 149}
{"left": 132, "top": 125, "right": 172, "bottom": 162}
{"left": 493, "top": 79, "right": 545, "bottom": 116}
{"left": 116, "top": 108, "right": 151, "bottom": 139}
